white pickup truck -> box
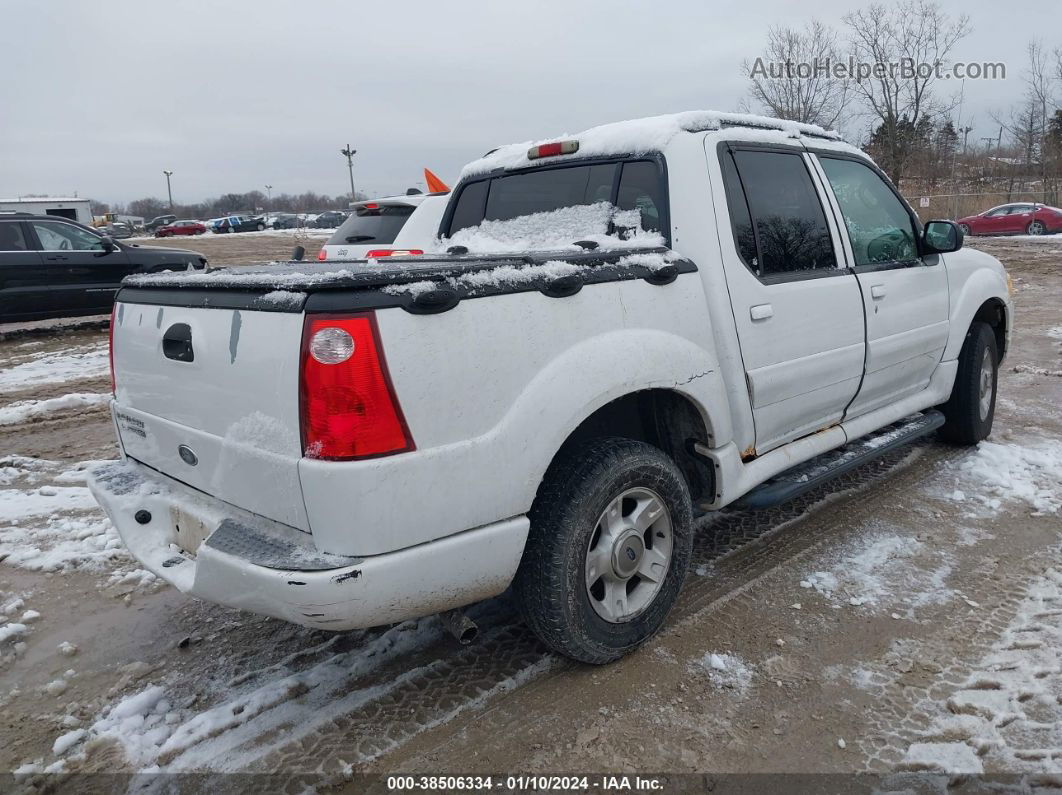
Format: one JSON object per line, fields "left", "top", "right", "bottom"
{"left": 89, "top": 111, "right": 1012, "bottom": 663}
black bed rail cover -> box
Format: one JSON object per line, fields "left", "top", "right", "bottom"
{"left": 116, "top": 248, "right": 697, "bottom": 314}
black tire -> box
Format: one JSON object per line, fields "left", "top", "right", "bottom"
{"left": 1027, "top": 220, "right": 1046, "bottom": 235}
{"left": 939, "top": 322, "right": 998, "bottom": 445}
{"left": 257, "top": 223, "right": 266, "bottom": 231}
{"left": 514, "top": 437, "right": 694, "bottom": 664}
{"left": 959, "top": 223, "right": 971, "bottom": 236}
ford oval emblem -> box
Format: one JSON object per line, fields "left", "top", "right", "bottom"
{"left": 177, "top": 444, "right": 198, "bottom": 466}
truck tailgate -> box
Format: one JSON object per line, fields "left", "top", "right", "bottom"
{"left": 111, "top": 301, "right": 309, "bottom": 530}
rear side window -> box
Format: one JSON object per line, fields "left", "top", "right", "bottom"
{"left": 725, "top": 149, "right": 836, "bottom": 277}
{"left": 0, "top": 222, "right": 28, "bottom": 251}
{"left": 327, "top": 205, "right": 414, "bottom": 246}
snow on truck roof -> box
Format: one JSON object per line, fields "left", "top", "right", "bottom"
{"left": 460, "top": 110, "right": 846, "bottom": 178}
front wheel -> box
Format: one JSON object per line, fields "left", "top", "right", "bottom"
{"left": 256, "top": 223, "right": 266, "bottom": 231}
{"left": 959, "top": 223, "right": 971, "bottom": 236}
{"left": 939, "top": 322, "right": 998, "bottom": 445}
{"left": 514, "top": 437, "right": 694, "bottom": 664}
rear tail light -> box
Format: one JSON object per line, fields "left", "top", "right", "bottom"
{"left": 527, "top": 140, "right": 579, "bottom": 159}
{"left": 365, "top": 249, "right": 424, "bottom": 258}
{"left": 317, "top": 248, "right": 327, "bottom": 261}
{"left": 108, "top": 305, "right": 117, "bottom": 396}
{"left": 300, "top": 313, "right": 413, "bottom": 460}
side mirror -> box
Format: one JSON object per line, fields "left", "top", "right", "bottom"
{"left": 99, "top": 236, "right": 117, "bottom": 253}
{"left": 922, "top": 220, "right": 963, "bottom": 254}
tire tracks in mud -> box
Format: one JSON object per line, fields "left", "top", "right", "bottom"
{"left": 179, "top": 441, "right": 965, "bottom": 781}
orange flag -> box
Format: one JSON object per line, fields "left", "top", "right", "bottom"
{"left": 424, "top": 168, "right": 450, "bottom": 194}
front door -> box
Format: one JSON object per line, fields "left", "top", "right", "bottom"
{"left": 813, "top": 155, "right": 949, "bottom": 417}
{"left": 710, "top": 142, "right": 866, "bottom": 454}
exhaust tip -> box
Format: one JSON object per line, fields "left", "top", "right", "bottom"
{"left": 441, "top": 609, "right": 479, "bottom": 645}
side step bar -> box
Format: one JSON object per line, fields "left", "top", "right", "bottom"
{"left": 730, "top": 410, "right": 945, "bottom": 510}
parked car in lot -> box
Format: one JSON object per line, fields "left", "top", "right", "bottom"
{"left": 312, "top": 210, "right": 349, "bottom": 229}
{"left": 213, "top": 215, "right": 267, "bottom": 233}
{"left": 957, "top": 203, "right": 1062, "bottom": 236}
{"left": 0, "top": 213, "right": 206, "bottom": 322}
{"left": 145, "top": 214, "right": 178, "bottom": 233}
{"left": 101, "top": 222, "right": 134, "bottom": 239}
{"left": 271, "top": 213, "right": 300, "bottom": 230}
{"left": 90, "top": 111, "right": 1011, "bottom": 664}
{"left": 317, "top": 193, "right": 448, "bottom": 261}
{"left": 155, "top": 220, "right": 207, "bottom": 237}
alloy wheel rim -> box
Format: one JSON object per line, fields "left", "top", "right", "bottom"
{"left": 978, "top": 347, "right": 994, "bottom": 420}
{"left": 584, "top": 487, "right": 673, "bottom": 623}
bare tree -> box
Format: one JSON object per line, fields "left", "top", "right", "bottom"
{"left": 741, "top": 21, "right": 851, "bottom": 130}
{"left": 843, "top": 0, "right": 971, "bottom": 183}
{"left": 990, "top": 41, "right": 1056, "bottom": 186}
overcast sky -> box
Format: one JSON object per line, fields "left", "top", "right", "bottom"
{"left": 0, "top": 0, "right": 1049, "bottom": 206}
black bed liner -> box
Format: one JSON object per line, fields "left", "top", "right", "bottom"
{"left": 116, "top": 247, "right": 697, "bottom": 315}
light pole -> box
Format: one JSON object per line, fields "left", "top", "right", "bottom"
{"left": 163, "top": 170, "right": 174, "bottom": 210}
{"left": 340, "top": 144, "right": 357, "bottom": 203}
{"left": 265, "top": 184, "right": 272, "bottom": 208}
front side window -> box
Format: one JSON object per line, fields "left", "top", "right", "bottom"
{"left": 726, "top": 149, "right": 837, "bottom": 276}
{"left": 30, "top": 221, "right": 104, "bottom": 251}
{"left": 819, "top": 157, "right": 918, "bottom": 266}
{"left": 984, "top": 206, "right": 1009, "bottom": 217}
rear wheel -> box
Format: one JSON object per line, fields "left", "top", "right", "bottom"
{"left": 515, "top": 437, "right": 693, "bottom": 664}
{"left": 1027, "top": 220, "right": 1046, "bottom": 235}
{"left": 939, "top": 322, "right": 998, "bottom": 445}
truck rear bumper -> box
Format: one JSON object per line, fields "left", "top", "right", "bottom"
{"left": 87, "top": 459, "right": 529, "bottom": 631}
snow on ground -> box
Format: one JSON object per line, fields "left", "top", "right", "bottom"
{"left": 35, "top": 617, "right": 553, "bottom": 772}
{"left": 945, "top": 438, "right": 1062, "bottom": 515}
{"left": 892, "top": 566, "right": 1062, "bottom": 776}
{"left": 691, "top": 652, "right": 754, "bottom": 694}
{"left": 0, "top": 457, "right": 151, "bottom": 581}
{"left": 0, "top": 344, "right": 108, "bottom": 394}
{"left": 0, "top": 393, "right": 108, "bottom": 426}
{"left": 798, "top": 524, "right": 954, "bottom": 617}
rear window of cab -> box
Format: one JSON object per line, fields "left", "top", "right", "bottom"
{"left": 327, "top": 205, "right": 415, "bottom": 246}
{"left": 444, "top": 158, "right": 668, "bottom": 244}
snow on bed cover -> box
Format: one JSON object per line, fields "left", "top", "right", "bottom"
{"left": 460, "top": 110, "right": 843, "bottom": 177}
{"left": 122, "top": 203, "right": 674, "bottom": 292}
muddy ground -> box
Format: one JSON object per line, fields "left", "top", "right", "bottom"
{"left": 0, "top": 236, "right": 1060, "bottom": 790}
{"left": 131, "top": 228, "right": 329, "bottom": 266}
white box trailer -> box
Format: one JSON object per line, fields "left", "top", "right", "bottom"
{"left": 0, "top": 197, "right": 93, "bottom": 225}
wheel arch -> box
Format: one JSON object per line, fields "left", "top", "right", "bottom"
{"left": 538, "top": 388, "right": 717, "bottom": 507}
{"left": 972, "top": 297, "right": 1008, "bottom": 361}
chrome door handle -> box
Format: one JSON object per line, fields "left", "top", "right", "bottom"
{"left": 750, "top": 303, "right": 773, "bottom": 320}
{"left": 871, "top": 284, "right": 886, "bottom": 299}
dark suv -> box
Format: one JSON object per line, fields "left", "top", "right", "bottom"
{"left": 0, "top": 214, "right": 207, "bottom": 323}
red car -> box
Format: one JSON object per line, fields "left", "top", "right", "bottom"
{"left": 957, "top": 203, "right": 1062, "bottom": 237}
{"left": 155, "top": 220, "right": 207, "bottom": 237}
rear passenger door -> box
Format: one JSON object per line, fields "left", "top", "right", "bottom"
{"left": 0, "top": 221, "right": 47, "bottom": 321}
{"left": 712, "top": 143, "right": 866, "bottom": 453}
{"left": 812, "top": 155, "right": 949, "bottom": 416}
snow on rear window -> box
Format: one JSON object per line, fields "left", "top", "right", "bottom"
{"left": 436, "top": 202, "right": 664, "bottom": 256}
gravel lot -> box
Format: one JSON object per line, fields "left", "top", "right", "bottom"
{"left": 0, "top": 235, "right": 1060, "bottom": 787}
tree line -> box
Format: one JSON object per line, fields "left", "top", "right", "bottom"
{"left": 741, "top": 0, "right": 1062, "bottom": 208}
{"left": 88, "top": 189, "right": 369, "bottom": 221}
